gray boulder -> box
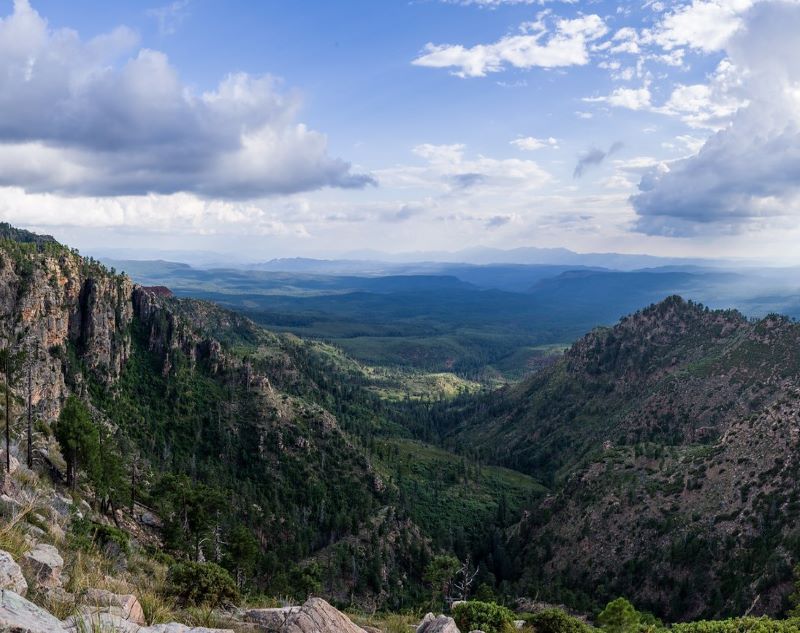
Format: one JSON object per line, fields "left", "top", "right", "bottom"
{"left": 50, "top": 493, "right": 74, "bottom": 518}
{"left": 0, "top": 588, "right": 67, "bottom": 632}
{"left": 417, "top": 613, "right": 460, "bottom": 633}
{"left": 244, "top": 606, "right": 301, "bottom": 630}
{"left": 280, "top": 597, "right": 366, "bottom": 633}
{"left": 0, "top": 494, "right": 22, "bottom": 517}
{"left": 81, "top": 588, "right": 145, "bottom": 625}
{"left": 21, "top": 543, "right": 64, "bottom": 589}
{"left": 63, "top": 610, "right": 140, "bottom": 632}
{"left": 63, "top": 611, "right": 235, "bottom": 633}
{"left": 0, "top": 551, "right": 28, "bottom": 596}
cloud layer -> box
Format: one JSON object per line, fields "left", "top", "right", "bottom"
{"left": 412, "top": 13, "right": 607, "bottom": 77}
{"left": 631, "top": 0, "right": 800, "bottom": 235}
{"left": 0, "top": 0, "right": 372, "bottom": 199}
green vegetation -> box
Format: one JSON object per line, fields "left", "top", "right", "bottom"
{"left": 55, "top": 396, "right": 99, "bottom": 490}
{"left": 452, "top": 600, "right": 515, "bottom": 633}
{"left": 598, "top": 598, "right": 645, "bottom": 633}
{"left": 528, "top": 609, "right": 594, "bottom": 633}
{"left": 166, "top": 561, "right": 240, "bottom": 607}
{"left": 10, "top": 227, "right": 800, "bottom": 622}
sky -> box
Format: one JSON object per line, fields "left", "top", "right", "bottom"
{"left": 1, "top": 0, "right": 800, "bottom": 262}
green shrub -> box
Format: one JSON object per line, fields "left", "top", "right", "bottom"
{"left": 69, "top": 518, "right": 130, "bottom": 555}
{"left": 166, "top": 561, "right": 240, "bottom": 607}
{"left": 452, "top": 601, "right": 515, "bottom": 633}
{"left": 529, "top": 609, "right": 594, "bottom": 633}
{"left": 598, "top": 598, "right": 641, "bottom": 633}
{"left": 671, "top": 618, "right": 800, "bottom": 633}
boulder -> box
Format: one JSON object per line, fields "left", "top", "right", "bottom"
{"left": 50, "top": 493, "right": 74, "bottom": 518}
{"left": 82, "top": 588, "right": 145, "bottom": 624}
{"left": 21, "top": 543, "right": 64, "bottom": 589}
{"left": 63, "top": 611, "right": 235, "bottom": 633}
{"left": 244, "top": 606, "right": 301, "bottom": 630}
{"left": 64, "top": 610, "right": 140, "bottom": 632}
{"left": 0, "top": 588, "right": 67, "bottom": 632}
{"left": 0, "top": 550, "right": 28, "bottom": 596}
{"left": 280, "top": 597, "right": 366, "bottom": 633}
{"left": 514, "top": 621, "right": 525, "bottom": 630}
{"left": 43, "top": 586, "right": 75, "bottom": 606}
{"left": 0, "top": 493, "right": 21, "bottom": 517}
{"left": 416, "top": 613, "right": 460, "bottom": 633}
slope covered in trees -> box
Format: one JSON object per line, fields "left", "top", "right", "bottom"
{"left": 435, "top": 297, "right": 800, "bottom": 619}
{"left": 0, "top": 224, "right": 540, "bottom": 607}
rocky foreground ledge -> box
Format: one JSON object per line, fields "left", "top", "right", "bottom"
{"left": 0, "top": 582, "right": 468, "bottom": 633}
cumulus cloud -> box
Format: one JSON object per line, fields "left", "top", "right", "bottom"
{"left": 573, "top": 142, "right": 623, "bottom": 178}
{"left": 644, "top": 0, "right": 754, "bottom": 53}
{"left": 412, "top": 13, "right": 607, "bottom": 77}
{"left": 0, "top": 186, "right": 311, "bottom": 236}
{"left": 631, "top": 0, "right": 800, "bottom": 236}
{"left": 511, "top": 136, "right": 559, "bottom": 150}
{"left": 0, "top": 0, "right": 372, "bottom": 199}
{"left": 585, "top": 85, "right": 652, "bottom": 110}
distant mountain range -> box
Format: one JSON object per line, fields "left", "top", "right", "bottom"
{"left": 91, "top": 244, "right": 748, "bottom": 272}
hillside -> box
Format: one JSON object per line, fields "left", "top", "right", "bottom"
{"left": 0, "top": 224, "right": 540, "bottom": 609}
{"left": 439, "top": 297, "right": 800, "bottom": 619}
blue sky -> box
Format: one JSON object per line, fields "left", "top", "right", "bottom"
{"left": 2, "top": 0, "right": 799, "bottom": 262}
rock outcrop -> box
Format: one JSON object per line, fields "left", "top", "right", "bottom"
{"left": 82, "top": 588, "right": 145, "bottom": 625}
{"left": 244, "top": 606, "right": 301, "bottom": 630}
{"left": 0, "top": 589, "right": 66, "bottom": 633}
{"left": 20, "top": 543, "right": 63, "bottom": 589}
{"left": 63, "top": 611, "right": 235, "bottom": 633}
{"left": 416, "top": 613, "right": 460, "bottom": 633}
{"left": 0, "top": 551, "right": 27, "bottom": 596}
{"left": 280, "top": 598, "right": 366, "bottom": 633}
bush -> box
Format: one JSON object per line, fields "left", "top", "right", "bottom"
{"left": 672, "top": 618, "right": 800, "bottom": 633}
{"left": 69, "top": 518, "right": 130, "bottom": 555}
{"left": 598, "top": 598, "right": 640, "bottom": 633}
{"left": 166, "top": 561, "right": 240, "bottom": 607}
{"left": 529, "top": 609, "right": 594, "bottom": 633}
{"left": 452, "top": 601, "right": 515, "bottom": 633}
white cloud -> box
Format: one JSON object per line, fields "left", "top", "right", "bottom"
{"left": 511, "top": 136, "right": 559, "bottom": 150}
{"left": 0, "top": 0, "right": 372, "bottom": 199}
{"left": 377, "top": 143, "right": 551, "bottom": 194}
{"left": 412, "top": 14, "right": 607, "bottom": 77}
{"left": 632, "top": 0, "right": 800, "bottom": 235}
{"left": 609, "top": 27, "right": 640, "bottom": 55}
{"left": 585, "top": 85, "right": 652, "bottom": 110}
{"left": 645, "top": 0, "right": 755, "bottom": 53}
{"left": 0, "top": 186, "right": 310, "bottom": 237}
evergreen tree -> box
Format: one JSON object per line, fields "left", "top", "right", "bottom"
{"left": 54, "top": 396, "right": 99, "bottom": 489}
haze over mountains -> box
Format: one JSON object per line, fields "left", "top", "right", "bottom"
{"left": 97, "top": 250, "right": 800, "bottom": 383}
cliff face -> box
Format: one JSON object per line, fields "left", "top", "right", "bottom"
{"left": 0, "top": 245, "right": 134, "bottom": 421}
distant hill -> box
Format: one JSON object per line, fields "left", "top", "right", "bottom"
{"left": 438, "top": 296, "right": 800, "bottom": 619}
